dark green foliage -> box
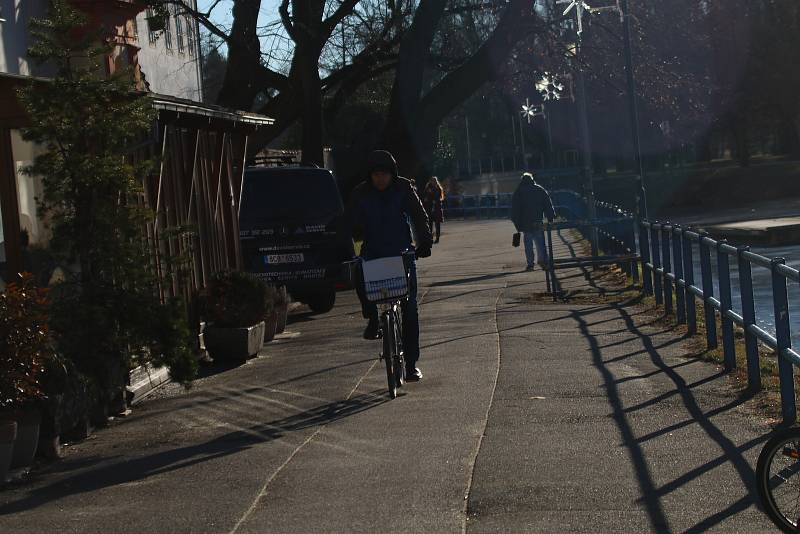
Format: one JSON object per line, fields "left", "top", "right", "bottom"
{"left": 18, "top": 0, "right": 197, "bottom": 409}
{"left": 206, "top": 272, "right": 269, "bottom": 328}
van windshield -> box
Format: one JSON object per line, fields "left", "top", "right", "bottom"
{"left": 240, "top": 169, "right": 343, "bottom": 226}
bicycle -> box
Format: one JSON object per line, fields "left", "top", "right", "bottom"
{"left": 347, "top": 250, "right": 415, "bottom": 399}
{"left": 756, "top": 426, "right": 800, "bottom": 532}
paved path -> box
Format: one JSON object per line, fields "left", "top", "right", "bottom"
{"left": 0, "top": 220, "right": 774, "bottom": 533}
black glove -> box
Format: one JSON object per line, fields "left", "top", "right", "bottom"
{"left": 416, "top": 246, "right": 432, "bottom": 259}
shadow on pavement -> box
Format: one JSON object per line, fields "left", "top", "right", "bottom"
{"left": 428, "top": 272, "right": 516, "bottom": 287}
{"left": 0, "top": 390, "right": 389, "bottom": 515}
{"left": 572, "top": 301, "right": 768, "bottom": 532}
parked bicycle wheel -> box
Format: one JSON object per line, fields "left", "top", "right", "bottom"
{"left": 756, "top": 427, "right": 800, "bottom": 532}
{"left": 382, "top": 314, "right": 397, "bottom": 399}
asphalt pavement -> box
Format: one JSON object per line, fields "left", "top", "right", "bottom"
{"left": 0, "top": 220, "right": 776, "bottom": 533}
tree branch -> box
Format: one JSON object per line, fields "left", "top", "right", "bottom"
{"left": 417, "top": 0, "right": 537, "bottom": 129}
{"left": 322, "top": 0, "right": 361, "bottom": 36}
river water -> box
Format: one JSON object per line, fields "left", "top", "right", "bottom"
{"left": 672, "top": 243, "right": 800, "bottom": 346}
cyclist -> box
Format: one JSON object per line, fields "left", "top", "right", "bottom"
{"left": 346, "top": 150, "right": 433, "bottom": 381}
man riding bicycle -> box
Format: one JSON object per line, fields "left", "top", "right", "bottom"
{"left": 345, "top": 150, "right": 433, "bottom": 381}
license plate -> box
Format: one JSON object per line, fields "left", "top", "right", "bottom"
{"left": 264, "top": 253, "right": 304, "bottom": 265}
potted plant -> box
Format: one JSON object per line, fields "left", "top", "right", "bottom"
{"left": 273, "top": 285, "right": 289, "bottom": 335}
{"left": 203, "top": 272, "right": 267, "bottom": 361}
{"left": 263, "top": 285, "right": 278, "bottom": 343}
{"left": 0, "top": 420, "right": 16, "bottom": 482}
{"left": 0, "top": 273, "right": 49, "bottom": 472}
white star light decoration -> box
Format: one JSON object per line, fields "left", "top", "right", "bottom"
{"left": 558, "top": 1, "right": 623, "bottom": 35}
{"left": 557, "top": 0, "right": 592, "bottom": 35}
{"left": 521, "top": 98, "right": 546, "bottom": 124}
{"left": 536, "top": 74, "right": 565, "bottom": 101}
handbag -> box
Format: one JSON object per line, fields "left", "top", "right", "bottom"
{"left": 512, "top": 232, "right": 521, "bottom": 247}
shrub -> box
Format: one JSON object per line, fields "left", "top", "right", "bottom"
{"left": 206, "top": 272, "right": 268, "bottom": 328}
{"left": 0, "top": 273, "right": 51, "bottom": 410}
{"left": 272, "top": 285, "right": 289, "bottom": 308}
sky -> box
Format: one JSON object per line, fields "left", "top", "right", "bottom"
{"left": 197, "top": 0, "right": 281, "bottom": 32}
{"left": 197, "top": 0, "right": 294, "bottom": 68}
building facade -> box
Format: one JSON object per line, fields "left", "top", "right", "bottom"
{"left": 135, "top": 2, "right": 203, "bottom": 102}
{"left": 0, "top": 1, "right": 269, "bottom": 294}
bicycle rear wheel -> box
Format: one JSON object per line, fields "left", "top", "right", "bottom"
{"left": 757, "top": 427, "right": 800, "bottom": 532}
{"left": 382, "top": 314, "right": 397, "bottom": 399}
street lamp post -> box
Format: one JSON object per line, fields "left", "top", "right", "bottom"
{"left": 619, "top": 0, "right": 648, "bottom": 218}
{"left": 559, "top": 0, "right": 599, "bottom": 256}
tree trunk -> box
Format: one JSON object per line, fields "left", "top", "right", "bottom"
{"left": 216, "top": 0, "right": 263, "bottom": 110}
{"left": 297, "top": 46, "right": 325, "bottom": 167}
{"left": 382, "top": 0, "right": 532, "bottom": 177}
{"left": 694, "top": 128, "right": 713, "bottom": 162}
{"left": 732, "top": 122, "right": 750, "bottom": 167}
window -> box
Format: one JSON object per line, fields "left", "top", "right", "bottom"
{"left": 186, "top": 18, "right": 196, "bottom": 57}
{"left": 176, "top": 14, "right": 185, "bottom": 53}
{"left": 146, "top": 9, "right": 158, "bottom": 44}
{"left": 164, "top": 8, "right": 173, "bottom": 51}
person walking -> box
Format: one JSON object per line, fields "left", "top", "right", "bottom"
{"left": 345, "top": 150, "right": 433, "bottom": 381}
{"left": 423, "top": 176, "right": 445, "bottom": 243}
{"left": 511, "top": 172, "right": 556, "bottom": 271}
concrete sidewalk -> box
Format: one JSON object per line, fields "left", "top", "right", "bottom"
{"left": 0, "top": 220, "right": 774, "bottom": 533}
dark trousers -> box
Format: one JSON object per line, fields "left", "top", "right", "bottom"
{"left": 358, "top": 260, "right": 420, "bottom": 364}
{"left": 429, "top": 219, "right": 441, "bottom": 241}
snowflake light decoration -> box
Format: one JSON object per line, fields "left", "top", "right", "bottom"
{"left": 521, "top": 98, "right": 546, "bottom": 124}
{"left": 536, "top": 73, "right": 565, "bottom": 101}
{"left": 557, "top": 0, "right": 592, "bottom": 35}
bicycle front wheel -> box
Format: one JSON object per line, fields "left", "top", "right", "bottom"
{"left": 757, "top": 428, "right": 800, "bottom": 532}
{"left": 382, "top": 314, "right": 397, "bottom": 399}
{"left": 393, "top": 307, "right": 405, "bottom": 388}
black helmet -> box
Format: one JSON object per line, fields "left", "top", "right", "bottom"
{"left": 367, "top": 150, "right": 399, "bottom": 177}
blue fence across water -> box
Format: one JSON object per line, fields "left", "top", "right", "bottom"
{"left": 497, "top": 190, "right": 800, "bottom": 424}
{"left": 639, "top": 222, "right": 800, "bottom": 423}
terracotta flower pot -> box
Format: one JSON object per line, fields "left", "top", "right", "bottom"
{"left": 0, "top": 420, "right": 17, "bottom": 483}
{"left": 275, "top": 301, "right": 288, "bottom": 334}
{"left": 204, "top": 321, "right": 266, "bottom": 361}
{"left": 263, "top": 311, "right": 278, "bottom": 343}
{"left": 11, "top": 409, "right": 42, "bottom": 469}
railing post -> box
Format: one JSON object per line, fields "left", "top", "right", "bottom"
{"left": 661, "top": 225, "right": 673, "bottom": 315}
{"left": 545, "top": 224, "right": 552, "bottom": 295}
{"left": 640, "top": 222, "right": 653, "bottom": 295}
{"left": 683, "top": 231, "right": 697, "bottom": 335}
{"left": 652, "top": 224, "right": 663, "bottom": 305}
{"left": 548, "top": 224, "right": 557, "bottom": 301}
{"left": 717, "top": 241, "right": 736, "bottom": 371}
{"left": 672, "top": 226, "right": 686, "bottom": 324}
{"left": 738, "top": 246, "right": 761, "bottom": 392}
{"left": 699, "top": 233, "right": 717, "bottom": 350}
{"left": 771, "top": 258, "right": 796, "bottom": 423}
{"left": 630, "top": 217, "right": 640, "bottom": 283}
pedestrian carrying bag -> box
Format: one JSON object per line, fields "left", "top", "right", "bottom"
{"left": 512, "top": 232, "right": 521, "bottom": 248}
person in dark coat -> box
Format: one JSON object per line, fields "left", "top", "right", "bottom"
{"left": 511, "top": 172, "right": 556, "bottom": 271}
{"left": 423, "top": 176, "right": 445, "bottom": 243}
{"left": 346, "top": 150, "right": 433, "bottom": 381}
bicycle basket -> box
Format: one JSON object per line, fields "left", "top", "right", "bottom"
{"left": 362, "top": 256, "right": 408, "bottom": 303}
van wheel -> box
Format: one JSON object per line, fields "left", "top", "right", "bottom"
{"left": 307, "top": 290, "right": 336, "bottom": 314}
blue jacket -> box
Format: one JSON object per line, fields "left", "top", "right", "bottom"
{"left": 511, "top": 176, "right": 556, "bottom": 232}
{"left": 346, "top": 177, "right": 433, "bottom": 260}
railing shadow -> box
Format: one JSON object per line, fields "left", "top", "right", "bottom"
{"left": 572, "top": 300, "right": 769, "bottom": 531}
{"left": 0, "top": 391, "right": 388, "bottom": 515}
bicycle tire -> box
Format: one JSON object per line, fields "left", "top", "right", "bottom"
{"left": 393, "top": 307, "right": 405, "bottom": 388}
{"left": 756, "top": 427, "right": 800, "bottom": 532}
{"left": 382, "top": 314, "right": 397, "bottom": 399}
